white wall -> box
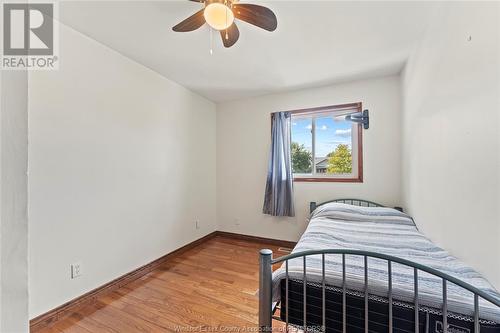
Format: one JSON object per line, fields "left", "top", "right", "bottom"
{"left": 28, "top": 23, "right": 217, "bottom": 318}
{"left": 217, "top": 76, "right": 402, "bottom": 241}
{"left": 401, "top": 2, "right": 500, "bottom": 289}
{"left": 1, "top": 70, "right": 29, "bottom": 333}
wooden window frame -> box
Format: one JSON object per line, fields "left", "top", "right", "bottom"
{"left": 288, "top": 102, "right": 364, "bottom": 183}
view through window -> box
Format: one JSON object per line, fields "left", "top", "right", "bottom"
{"left": 290, "top": 104, "right": 363, "bottom": 182}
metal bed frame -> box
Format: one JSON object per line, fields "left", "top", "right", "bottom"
{"left": 258, "top": 199, "right": 500, "bottom": 333}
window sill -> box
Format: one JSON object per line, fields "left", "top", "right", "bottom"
{"left": 293, "top": 177, "right": 363, "bottom": 183}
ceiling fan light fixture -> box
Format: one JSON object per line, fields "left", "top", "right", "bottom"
{"left": 204, "top": 2, "right": 234, "bottom": 31}
{"left": 173, "top": 1, "right": 277, "bottom": 48}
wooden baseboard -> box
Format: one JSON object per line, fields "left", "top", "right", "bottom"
{"left": 29, "top": 231, "right": 218, "bottom": 332}
{"left": 29, "top": 230, "right": 296, "bottom": 332}
{"left": 214, "top": 231, "right": 296, "bottom": 249}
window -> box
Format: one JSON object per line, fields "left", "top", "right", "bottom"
{"left": 290, "top": 103, "right": 363, "bottom": 182}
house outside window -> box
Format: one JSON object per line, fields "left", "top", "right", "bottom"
{"left": 290, "top": 103, "right": 363, "bottom": 182}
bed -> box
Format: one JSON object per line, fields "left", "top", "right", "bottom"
{"left": 258, "top": 199, "right": 500, "bottom": 333}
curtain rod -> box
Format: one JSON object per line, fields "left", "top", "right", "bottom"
{"left": 274, "top": 102, "right": 362, "bottom": 116}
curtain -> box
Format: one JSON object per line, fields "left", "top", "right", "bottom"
{"left": 263, "top": 112, "right": 295, "bottom": 217}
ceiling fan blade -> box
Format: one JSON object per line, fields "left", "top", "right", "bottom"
{"left": 172, "top": 9, "right": 205, "bottom": 32}
{"left": 220, "top": 23, "right": 239, "bottom": 48}
{"left": 232, "top": 4, "right": 277, "bottom": 32}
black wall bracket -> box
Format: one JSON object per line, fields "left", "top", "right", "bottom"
{"left": 345, "top": 109, "right": 369, "bottom": 129}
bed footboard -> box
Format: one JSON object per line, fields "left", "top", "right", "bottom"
{"left": 259, "top": 249, "right": 273, "bottom": 330}
{"left": 258, "top": 249, "right": 500, "bottom": 333}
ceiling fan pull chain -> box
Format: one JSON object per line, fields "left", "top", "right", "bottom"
{"left": 209, "top": 27, "right": 213, "bottom": 55}
{"left": 225, "top": 1, "right": 229, "bottom": 40}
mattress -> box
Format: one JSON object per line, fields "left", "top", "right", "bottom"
{"left": 272, "top": 203, "right": 500, "bottom": 326}
{"left": 279, "top": 280, "right": 500, "bottom": 333}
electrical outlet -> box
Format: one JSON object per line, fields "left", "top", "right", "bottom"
{"left": 234, "top": 218, "right": 240, "bottom": 226}
{"left": 195, "top": 220, "right": 200, "bottom": 229}
{"left": 71, "top": 263, "right": 82, "bottom": 279}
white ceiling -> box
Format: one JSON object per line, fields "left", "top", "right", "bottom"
{"left": 59, "top": 1, "right": 436, "bottom": 102}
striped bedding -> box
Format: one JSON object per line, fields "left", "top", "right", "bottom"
{"left": 272, "top": 203, "right": 500, "bottom": 322}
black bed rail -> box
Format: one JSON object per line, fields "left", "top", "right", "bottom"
{"left": 310, "top": 199, "right": 384, "bottom": 214}
{"left": 259, "top": 248, "right": 500, "bottom": 333}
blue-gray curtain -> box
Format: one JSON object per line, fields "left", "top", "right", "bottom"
{"left": 263, "top": 112, "right": 295, "bottom": 217}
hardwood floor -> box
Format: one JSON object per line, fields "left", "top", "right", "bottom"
{"left": 35, "top": 236, "right": 290, "bottom": 333}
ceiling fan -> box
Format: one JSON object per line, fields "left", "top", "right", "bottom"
{"left": 172, "top": 0, "right": 277, "bottom": 48}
